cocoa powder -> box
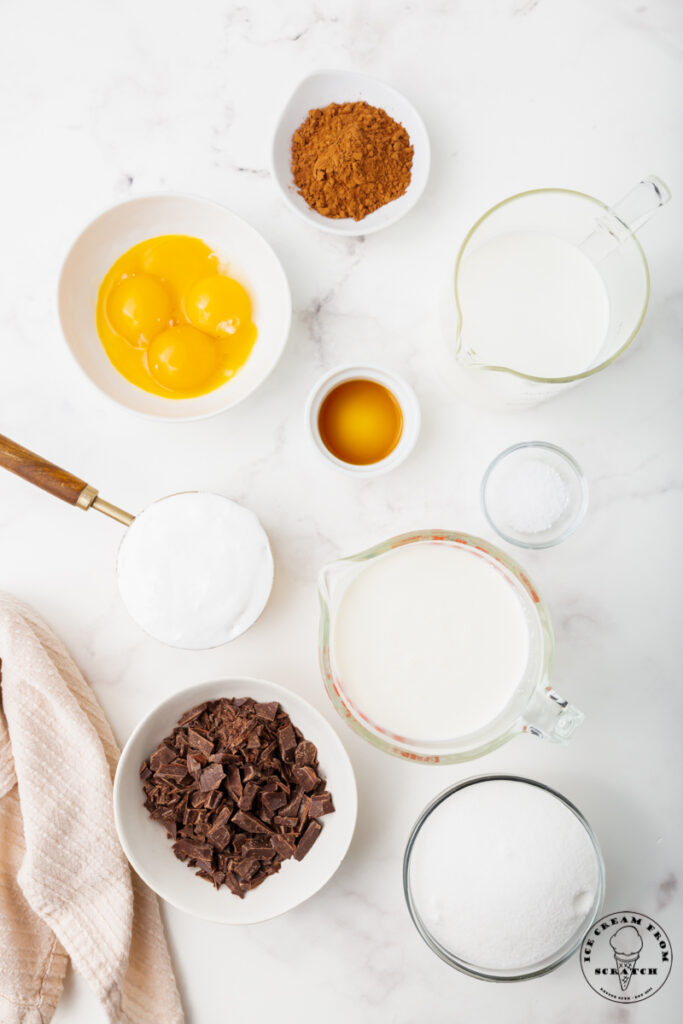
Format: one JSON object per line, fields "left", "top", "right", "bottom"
{"left": 291, "top": 101, "right": 413, "bottom": 221}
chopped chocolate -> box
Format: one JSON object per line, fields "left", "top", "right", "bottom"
{"left": 270, "top": 834, "right": 296, "bottom": 860}
{"left": 309, "top": 791, "right": 335, "bottom": 817}
{"left": 232, "top": 809, "right": 272, "bottom": 834}
{"left": 294, "top": 820, "right": 322, "bottom": 861}
{"left": 239, "top": 780, "right": 259, "bottom": 811}
{"left": 277, "top": 722, "right": 297, "bottom": 762}
{"left": 292, "top": 765, "right": 319, "bottom": 792}
{"left": 150, "top": 744, "right": 176, "bottom": 771}
{"left": 178, "top": 702, "right": 209, "bottom": 726}
{"left": 187, "top": 728, "right": 213, "bottom": 757}
{"left": 254, "top": 701, "right": 279, "bottom": 721}
{"left": 294, "top": 740, "right": 317, "bottom": 767}
{"left": 140, "top": 697, "right": 335, "bottom": 897}
{"left": 199, "top": 763, "right": 224, "bottom": 792}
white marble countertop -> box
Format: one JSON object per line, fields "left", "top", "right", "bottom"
{"left": 1, "top": 0, "right": 682, "bottom": 1021}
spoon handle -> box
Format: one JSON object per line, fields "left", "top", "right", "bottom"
{"left": 0, "top": 433, "right": 134, "bottom": 526}
{"left": 0, "top": 432, "right": 94, "bottom": 506}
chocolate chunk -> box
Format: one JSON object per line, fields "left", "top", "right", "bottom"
{"left": 207, "top": 823, "right": 232, "bottom": 851}
{"left": 155, "top": 760, "right": 189, "bottom": 783}
{"left": 309, "top": 791, "right": 335, "bottom": 817}
{"left": 294, "top": 740, "right": 318, "bottom": 767}
{"left": 270, "top": 834, "right": 296, "bottom": 860}
{"left": 140, "top": 697, "right": 335, "bottom": 898}
{"left": 226, "top": 765, "right": 242, "bottom": 803}
{"left": 150, "top": 744, "right": 176, "bottom": 771}
{"left": 199, "top": 763, "right": 224, "bottom": 792}
{"left": 277, "top": 723, "right": 297, "bottom": 762}
{"left": 254, "top": 701, "right": 279, "bottom": 721}
{"left": 186, "top": 753, "right": 205, "bottom": 778}
{"left": 292, "top": 765, "right": 319, "bottom": 792}
{"left": 294, "top": 821, "right": 322, "bottom": 861}
{"left": 239, "top": 781, "right": 259, "bottom": 811}
{"left": 232, "top": 809, "right": 273, "bottom": 834}
{"left": 187, "top": 728, "right": 213, "bottom": 757}
{"left": 261, "top": 790, "right": 287, "bottom": 815}
{"left": 178, "top": 702, "right": 210, "bottom": 726}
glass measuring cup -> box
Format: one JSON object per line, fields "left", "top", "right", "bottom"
{"left": 318, "top": 530, "right": 583, "bottom": 764}
{"left": 440, "top": 177, "right": 671, "bottom": 408}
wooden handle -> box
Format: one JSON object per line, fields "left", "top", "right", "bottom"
{"left": 0, "top": 433, "right": 92, "bottom": 506}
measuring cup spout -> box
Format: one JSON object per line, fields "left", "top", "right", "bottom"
{"left": 580, "top": 175, "right": 671, "bottom": 263}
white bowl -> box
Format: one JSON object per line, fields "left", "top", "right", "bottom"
{"left": 113, "top": 677, "right": 357, "bottom": 924}
{"left": 271, "top": 69, "right": 430, "bottom": 235}
{"left": 305, "top": 364, "right": 420, "bottom": 476}
{"left": 58, "top": 194, "right": 292, "bottom": 420}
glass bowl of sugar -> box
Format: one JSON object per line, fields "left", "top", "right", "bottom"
{"left": 403, "top": 775, "right": 605, "bottom": 981}
{"left": 481, "top": 442, "right": 588, "bottom": 548}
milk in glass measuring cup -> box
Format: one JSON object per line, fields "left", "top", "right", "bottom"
{"left": 319, "top": 530, "right": 582, "bottom": 764}
{"left": 441, "top": 178, "right": 670, "bottom": 408}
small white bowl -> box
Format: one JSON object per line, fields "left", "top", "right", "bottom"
{"left": 113, "top": 677, "right": 358, "bottom": 924}
{"left": 58, "top": 194, "right": 292, "bottom": 421}
{"left": 304, "top": 364, "right": 420, "bottom": 476}
{"left": 271, "top": 69, "right": 430, "bottom": 235}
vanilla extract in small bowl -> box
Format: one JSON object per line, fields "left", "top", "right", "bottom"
{"left": 305, "top": 365, "right": 420, "bottom": 476}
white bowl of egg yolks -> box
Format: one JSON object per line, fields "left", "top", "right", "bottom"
{"left": 305, "top": 365, "right": 421, "bottom": 476}
{"left": 58, "top": 195, "right": 292, "bottom": 420}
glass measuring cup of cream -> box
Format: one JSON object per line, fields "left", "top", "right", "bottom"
{"left": 318, "top": 530, "right": 582, "bottom": 764}
{"left": 440, "top": 177, "right": 670, "bottom": 409}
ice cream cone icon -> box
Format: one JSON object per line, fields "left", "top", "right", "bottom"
{"left": 610, "top": 926, "right": 644, "bottom": 991}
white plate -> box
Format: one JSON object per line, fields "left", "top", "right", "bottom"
{"left": 58, "top": 194, "right": 292, "bottom": 420}
{"left": 113, "top": 677, "right": 357, "bottom": 923}
{"left": 271, "top": 69, "right": 430, "bottom": 236}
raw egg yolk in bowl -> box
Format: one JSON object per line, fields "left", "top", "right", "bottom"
{"left": 96, "top": 235, "right": 257, "bottom": 398}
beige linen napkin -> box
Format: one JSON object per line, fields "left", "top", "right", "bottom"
{"left": 0, "top": 594, "right": 184, "bottom": 1024}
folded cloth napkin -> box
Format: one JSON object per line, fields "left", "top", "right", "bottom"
{"left": 0, "top": 594, "right": 184, "bottom": 1024}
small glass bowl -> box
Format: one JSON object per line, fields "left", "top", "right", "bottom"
{"left": 481, "top": 442, "right": 588, "bottom": 549}
{"left": 403, "top": 775, "right": 606, "bottom": 982}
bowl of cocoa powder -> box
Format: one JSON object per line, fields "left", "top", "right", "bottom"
{"left": 271, "top": 69, "right": 430, "bottom": 235}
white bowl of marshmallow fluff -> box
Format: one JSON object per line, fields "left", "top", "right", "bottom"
{"left": 116, "top": 491, "right": 274, "bottom": 649}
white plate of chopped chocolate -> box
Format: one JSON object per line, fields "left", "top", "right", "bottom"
{"left": 113, "top": 677, "right": 358, "bottom": 923}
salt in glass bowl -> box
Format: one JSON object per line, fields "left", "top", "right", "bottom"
{"left": 481, "top": 441, "right": 588, "bottom": 549}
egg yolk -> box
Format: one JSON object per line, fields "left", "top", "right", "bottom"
{"left": 95, "top": 235, "right": 258, "bottom": 399}
{"left": 148, "top": 325, "right": 218, "bottom": 391}
{"left": 184, "top": 275, "right": 252, "bottom": 338}
{"left": 140, "top": 235, "right": 216, "bottom": 300}
{"left": 106, "top": 274, "right": 172, "bottom": 347}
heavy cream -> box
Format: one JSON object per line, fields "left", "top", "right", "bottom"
{"left": 117, "top": 492, "right": 273, "bottom": 649}
{"left": 332, "top": 541, "right": 530, "bottom": 741}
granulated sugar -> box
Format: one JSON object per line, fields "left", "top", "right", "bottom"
{"left": 117, "top": 492, "right": 273, "bottom": 649}
{"left": 408, "top": 779, "right": 601, "bottom": 971}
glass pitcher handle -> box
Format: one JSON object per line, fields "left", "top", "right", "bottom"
{"left": 607, "top": 176, "right": 672, "bottom": 236}
{"left": 523, "top": 686, "right": 584, "bottom": 744}
{"left": 581, "top": 176, "right": 671, "bottom": 262}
